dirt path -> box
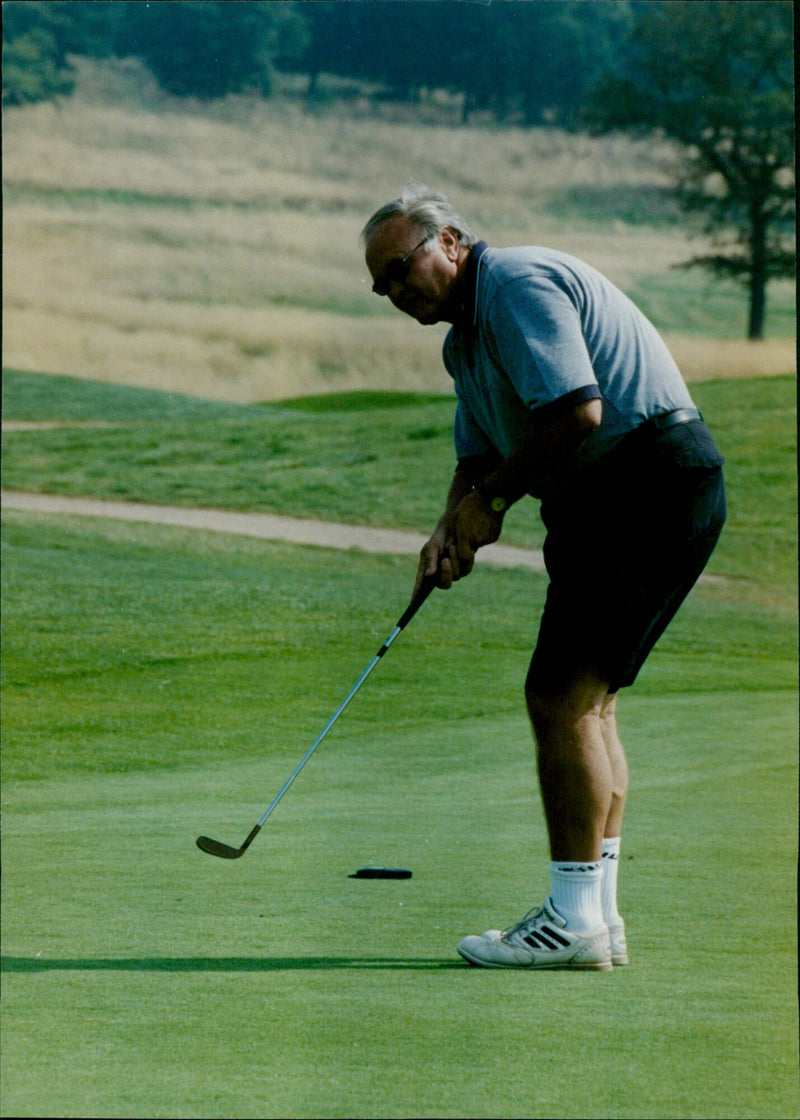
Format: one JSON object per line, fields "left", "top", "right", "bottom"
{"left": 1, "top": 490, "right": 547, "bottom": 573}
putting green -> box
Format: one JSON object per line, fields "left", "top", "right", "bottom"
{"left": 2, "top": 688, "right": 797, "bottom": 1120}
{"left": 2, "top": 518, "right": 797, "bottom": 1119}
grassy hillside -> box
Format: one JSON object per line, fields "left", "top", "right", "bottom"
{"left": 2, "top": 370, "right": 796, "bottom": 600}
{"left": 3, "top": 58, "right": 795, "bottom": 403}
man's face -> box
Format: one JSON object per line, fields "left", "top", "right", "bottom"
{"left": 365, "top": 215, "right": 461, "bottom": 325}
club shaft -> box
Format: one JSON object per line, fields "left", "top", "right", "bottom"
{"left": 255, "top": 637, "right": 393, "bottom": 827}
{"left": 254, "top": 579, "right": 433, "bottom": 830}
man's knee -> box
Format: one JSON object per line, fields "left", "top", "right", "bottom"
{"left": 525, "top": 670, "right": 610, "bottom": 737}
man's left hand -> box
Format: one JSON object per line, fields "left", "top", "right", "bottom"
{"left": 441, "top": 490, "right": 504, "bottom": 583}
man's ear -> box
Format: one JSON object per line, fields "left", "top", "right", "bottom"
{"left": 439, "top": 226, "right": 461, "bottom": 261}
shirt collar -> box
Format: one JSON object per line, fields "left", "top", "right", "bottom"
{"left": 455, "top": 240, "right": 488, "bottom": 328}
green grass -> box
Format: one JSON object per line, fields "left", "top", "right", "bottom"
{"left": 626, "top": 273, "right": 799, "bottom": 340}
{"left": 2, "top": 182, "right": 201, "bottom": 211}
{"left": 1, "top": 371, "right": 797, "bottom": 1118}
{"left": 544, "top": 183, "right": 682, "bottom": 229}
{"left": 1, "top": 515, "right": 797, "bottom": 1119}
{"left": 2, "top": 370, "right": 797, "bottom": 594}
{"left": 2, "top": 514, "right": 794, "bottom": 784}
{"left": 0, "top": 367, "right": 253, "bottom": 423}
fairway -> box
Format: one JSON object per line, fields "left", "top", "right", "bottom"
{"left": 2, "top": 368, "right": 798, "bottom": 1118}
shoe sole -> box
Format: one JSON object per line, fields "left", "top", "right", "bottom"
{"left": 457, "top": 945, "right": 613, "bottom": 971}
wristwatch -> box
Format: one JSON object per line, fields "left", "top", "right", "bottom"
{"left": 476, "top": 482, "right": 509, "bottom": 513}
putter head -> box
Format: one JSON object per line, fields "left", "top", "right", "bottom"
{"left": 196, "top": 835, "right": 244, "bottom": 859}
{"left": 196, "top": 823, "right": 261, "bottom": 859}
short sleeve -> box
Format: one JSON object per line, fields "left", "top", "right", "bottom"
{"left": 454, "top": 398, "right": 494, "bottom": 459}
{"left": 484, "top": 274, "right": 598, "bottom": 409}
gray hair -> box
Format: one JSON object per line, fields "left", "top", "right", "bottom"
{"left": 361, "top": 182, "right": 478, "bottom": 248}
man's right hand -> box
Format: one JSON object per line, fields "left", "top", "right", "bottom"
{"left": 414, "top": 491, "right": 504, "bottom": 596}
{"left": 415, "top": 518, "right": 473, "bottom": 595}
{"left": 414, "top": 520, "right": 451, "bottom": 596}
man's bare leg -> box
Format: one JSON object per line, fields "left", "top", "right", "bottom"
{"left": 526, "top": 670, "right": 614, "bottom": 863}
{"left": 596, "top": 692, "right": 629, "bottom": 960}
{"left": 599, "top": 691, "right": 628, "bottom": 839}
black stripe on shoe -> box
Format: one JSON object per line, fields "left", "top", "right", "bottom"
{"left": 522, "top": 925, "right": 571, "bottom": 950}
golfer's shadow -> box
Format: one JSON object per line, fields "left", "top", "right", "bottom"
{"left": 2, "top": 956, "right": 466, "bottom": 973}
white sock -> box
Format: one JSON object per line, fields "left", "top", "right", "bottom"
{"left": 548, "top": 860, "right": 604, "bottom": 933}
{"left": 601, "top": 837, "right": 622, "bottom": 925}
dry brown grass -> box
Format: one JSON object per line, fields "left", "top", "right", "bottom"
{"left": 660, "top": 335, "right": 796, "bottom": 383}
{"left": 2, "top": 59, "right": 794, "bottom": 401}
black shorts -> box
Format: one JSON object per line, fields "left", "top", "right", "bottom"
{"left": 526, "top": 419, "right": 726, "bottom": 694}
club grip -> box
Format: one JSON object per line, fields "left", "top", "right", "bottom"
{"left": 396, "top": 574, "right": 436, "bottom": 631}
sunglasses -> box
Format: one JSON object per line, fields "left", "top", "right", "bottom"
{"left": 372, "top": 238, "right": 428, "bottom": 297}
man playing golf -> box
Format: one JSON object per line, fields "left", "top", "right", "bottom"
{"left": 362, "top": 183, "right": 726, "bottom": 970}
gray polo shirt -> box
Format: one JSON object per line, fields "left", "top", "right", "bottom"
{"left": 444, "top": 243, "right": 696, "bottom": 494}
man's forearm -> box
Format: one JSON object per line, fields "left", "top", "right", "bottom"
{"left": 477, "top": 398, "right": 602, "bottom": 508}
{"left": 418, "top": 399, "right": 600, "bottom": 594}
{"left": 418, "top": 453, "right": 502, "bottom": 593}
{"left": 442, "top": 455, "right": 500, "bottom": 518}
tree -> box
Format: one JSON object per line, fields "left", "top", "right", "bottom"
{"left": 296, "top": 1, "right": 635, "bottom": 125}
{"left": 2, "top": 1, "right": 77, "bottom": 105}
{"left": 1, "top": 1, "right": 308, "bottom": 105}
{"left": 115, "top": 1, "right": 307, "bottom": 100}
{"left": 481, "top": 0, "right": 635, "bottom": 127}
{"left": 585, "top": 0, "right": 795, "bottom": 339}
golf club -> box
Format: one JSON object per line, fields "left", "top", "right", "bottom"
{"left": 196, "top": 576, "right": 436, "bottom": 859}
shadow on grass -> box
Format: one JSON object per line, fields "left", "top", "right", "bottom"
{"left": 2, "top": 956, "right": 466, "bottom": 972}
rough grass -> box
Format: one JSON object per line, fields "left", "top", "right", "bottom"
{"left": 3, "top": 58, "right": 795, "bottom": 403}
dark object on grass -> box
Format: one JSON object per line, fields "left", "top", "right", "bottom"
{"left": 349, "top": 867, "right": 413, "bottom": 879}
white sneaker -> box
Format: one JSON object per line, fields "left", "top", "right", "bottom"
{"left": 607, "top": 919, "right": 629, "bottom": 966}
{"left": 480, "top": 915, "right": 629, "bottom": 966}
{"left": 457, "top": 898, "right": 612, "bottom": 970}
